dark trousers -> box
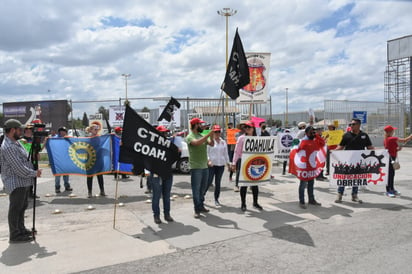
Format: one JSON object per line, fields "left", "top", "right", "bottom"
{"left": 87, "top": 175, "right": 104, "bottom": 193}
{"left": 240, "top": 185, "right": 259, "bottom": 206}
{"left": 387, "top": 156, "right": 395, "bottom": 192}
{"left": 228, "top": 146, "right": 234, "bottom": 179}
{"left": 8, "top": 186, "right": 30, "bottom": 239}
{"left": 299, "top": 180, "right": 314, "bottom": 204}
{"left": 205, "top": 165, "right": 225, "bottom": 201}
{"left": 235, "top": 159, "right": 241, "bottom": 187}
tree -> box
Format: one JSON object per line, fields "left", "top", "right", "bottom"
{"left": 82, "top": 112, "right": 89, "bottom": 127}
{"left": 98, "top": 106, "right": 109, "bottom": 120}
{"left": 141, "top": 106, "right": 150, "bottom": 112}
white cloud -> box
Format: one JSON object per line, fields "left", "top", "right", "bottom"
{"left": 0, "top": 0, "right": 411, "bottom": 120}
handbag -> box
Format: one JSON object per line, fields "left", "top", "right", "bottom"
{"left": 392, "top": 157, "right": 400, "bottom": 170}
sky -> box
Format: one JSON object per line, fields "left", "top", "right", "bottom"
{"left": 0, "top": 0, "right": 411, "bottom": 119}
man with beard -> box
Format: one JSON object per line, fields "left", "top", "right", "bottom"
{"left": 1, "top": 119, "right": 42, "bottom": 243}
{"left": 186, "top": 118, "right": 214, "bottom": 218}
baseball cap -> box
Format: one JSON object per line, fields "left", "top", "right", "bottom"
{"left": 212, "top": 125, "right": 222, "bottom": 132}
{"left": 156, "top": 125, "right": 170, "bottom": 132}
{"left": 58, "top": 126, "right": 68, "bottom": 132}
{"left": 114, "top": 126, "right": 122, "bottom": 133}
{"left": 298, "top": 122, "right": 307, "bottom": 128}
{"left": 4, "top": 119, "right": 24, "bottom": 129}
{"left": 384, "top": 125, "right": 397, "bottom": 132}
{"left": 190, "top": 117, "right": 206, "bottom": 126}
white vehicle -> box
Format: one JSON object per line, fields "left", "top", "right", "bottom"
{"left": 172, "top": 136, "right": 190, "bottom": 174}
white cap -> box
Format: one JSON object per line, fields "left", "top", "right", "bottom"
{"left": 298, "top": 122, "right": 307, "bottom": 128}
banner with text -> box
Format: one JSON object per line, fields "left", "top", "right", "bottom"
{"left": 239, "top": 136, "right": 275, "bottom": 186}
{"left": 329, "top": 150, "right": 389, "bottom": 187}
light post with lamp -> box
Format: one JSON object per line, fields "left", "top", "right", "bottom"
{"left": 285, "top": 88, "right": 289, "bottom": 127}
{"left": 121, "top": 73, "right": 131, "bottom": 105}
{"left": 217, "top": 8, "right": 237, "bottom": 127}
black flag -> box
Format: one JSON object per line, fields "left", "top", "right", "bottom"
{"left": 221, "top": 28, "right": 250, "bottom": 99}
{"left": 120, "top": 105, "right": 180, "bottom": 179}
{"left": 157, "top": 97, "right": 181, "bottom": 122}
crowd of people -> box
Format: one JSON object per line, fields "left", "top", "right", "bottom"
{"left": 1, "top": 116, "right": 411, "bottom": 243}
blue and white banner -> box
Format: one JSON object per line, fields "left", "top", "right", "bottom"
{"left": 46, "top": 135, "right": 112, "bottom": 176}
{"left": 112, "top": 134, "right": 133, "bottom": 174}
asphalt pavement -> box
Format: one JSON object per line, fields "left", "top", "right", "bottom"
{"left": 1, "top": 147, "right": 412, "bottom": 273}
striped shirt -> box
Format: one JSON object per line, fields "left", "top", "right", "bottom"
{"left": 0, "top": 135, "right": 36, "bottom": 194}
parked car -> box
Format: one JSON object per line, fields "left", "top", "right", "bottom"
{"left": 172, "top": 136, "right": 190, "bottom": 174}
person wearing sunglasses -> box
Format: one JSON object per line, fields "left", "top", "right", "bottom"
{"left": 231, "top": 121, "right": 263, "bottom": 212}
{"left": 335, "top": 118, "right": 374, "bottom": 203}
{"left": 205, "top": 125, "right": 230, "bottom": 206}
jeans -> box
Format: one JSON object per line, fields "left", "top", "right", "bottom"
{"left": 55, "top": 175, "right": 70, "bottom": 190}
{"left": 151, "top": 174, "right": 173, "bottom": 217}
{"left": 205, "top": 165, "right": 225, "bottom": 201}
{"left": 190, "top": 168, "right": 209, "bottom": 212}
{"left": 299, "top": 180, "right": 314, "bottom": 204}
{"left": 338, "top": 186, "right": 358, "bottom": 195}
{"left": 8, "top": 186, "right": 30, "bottom": 239}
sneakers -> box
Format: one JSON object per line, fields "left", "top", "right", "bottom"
{"left": 65, "top": 187, "right": 73, "bottom": 192}
{"left": 385, "top": 192, "right": 396, "bottom": 198}
{"left": 352, "top": 195, "right": 363, "bottom": 204}
{"left": 99, "top": 192, "right": 107, "bottom": 197}
{"left": 241, "top": 204, "right": 247, "bottom": 211}
{"left": 253, "top": 203, "right": 263, "bottom": 210}
{"left": 164, "top": 215, "right": 174, "bottom": 222}
{"left": 55, "top": 188, "right": 61, "bottom": 194}
{"left": 199, "top": 207, "right": 209, "bottom": 213}
{"left": 309, "top": 200, "right": 322, "bottom": 206}
{"left": 335, "top": 193, "right": 343, "bottom": 203}
{"left": 193, "top": 212, "right": 201, "bottom": 218}
{"left": 215, "top": 200, "right": 221, "bottom": 207}
{"left": 393, "top": 190, "right": 401, "bottom": 196}
{"left": 299, "top": 203, "right": 307, "bottom": 209}
{"left": 154, "top": 216, "right": 162, "bottom": 224}
{"left": 234, "top": 186, "right": 240, "bottom": 192}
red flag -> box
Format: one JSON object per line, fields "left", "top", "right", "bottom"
{"left": 289, "top": 139, "right": 326, "bottom": 181}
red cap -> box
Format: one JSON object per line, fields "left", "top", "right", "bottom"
{"left": 114, "top": 126, "right": 122, "bottom": 133}
{"left": 384, "top": 125, "right": 397, "bottom": 132}
{"left": 212, "top": 125, "right": 222, "bottom": 132}
{"left": 244, "top": 121, "right": 255, "bottom": 127}
{"left": 156, "top": 125, "right": 170, "bottom": 132}
{"left": 190, "top": 117, "right": 206, "bottom": 126}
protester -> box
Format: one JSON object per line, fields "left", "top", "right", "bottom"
{"left": 186, "top": 117, "right": 214, "bottom": 218}
{"left": 296, "top": 121, "right": 307, "bottom": 140}
{"left": 151, "top": 125, "right": 176, "bottom": 224}
{"left": 205, "top": 125, "right": 230, "bottom": 206}
{"left": 86, "top": 124, "right": 106, "bottom": 198}
{"left": 113, "top": 127, "right": 129, "bottom": 180}
{"left": 0, "top": 119, "right": 42, "bottom": 243}
{"left": 233, "top": 124, "right": 246, "bottom": 192}
{"left": 259, "top": 121, "right": 270, "bottom": 136}
{"left": 383, "top": 125, "right": 412, "bottom": 197}
{"left": 314, "top": 127, "right": 328, "bottom": 181}
{"left": 54, "top": 127, "right": 73, "bottom": 193}
{"left": 323, "top": 124, "right": 339, "bottom": 175}
{"left": 226, "top": 122, "right": 236, "bottom": 182}
{"left": 335, "top": 118, "right": 374, "bottom": 203}
{"left": 297, "top": 126, "right": 324, "bottom": 209}
{"left": 231, "top": 121, "right": 263, "bottom": 212}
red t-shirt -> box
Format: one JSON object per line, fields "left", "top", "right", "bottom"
{"left": 384, "top": 136, "right": 398, "bottom": 157}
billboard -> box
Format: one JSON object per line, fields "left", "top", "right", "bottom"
{"left": 387, "top": 35, "right": 412, "bottom": 62}
{"left": 2, "top": 100, "right": 69, "bottom": 130}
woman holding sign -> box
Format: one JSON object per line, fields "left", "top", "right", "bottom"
{"left": 231, "top": 121, "right": 262, "bottom": 212}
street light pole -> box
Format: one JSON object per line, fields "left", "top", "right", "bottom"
{"left": 285, "top": 88, "right": 288, "bottom": 127}
{"left": 218, "top": 8, "right": 237, "bottom": 127}
{"left": 121, "top": 73, "right": 131, "bottom": 105}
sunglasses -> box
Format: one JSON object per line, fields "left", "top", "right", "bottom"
{"left": 214, "top": 131, "right": 221, "bottom": 133}
{"left": 243, "top": 126, "right": 252, "bottom": 129}
{"left": 348, "top": 123, "right": 359, "bottom": 126}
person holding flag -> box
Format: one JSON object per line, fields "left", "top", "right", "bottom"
{"left": 186, "top": 118, "right": 215, "bottom": 218}
{"left": 295, "top": 126, "right": 325, "bottom": 209}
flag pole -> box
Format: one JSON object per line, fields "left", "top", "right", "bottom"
{"left": 113, "top": 162, "right": 120, "bottom": 229}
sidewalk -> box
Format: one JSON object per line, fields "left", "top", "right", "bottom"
{"left": 1, "top": 147, "right": 412, "bottom": 273}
